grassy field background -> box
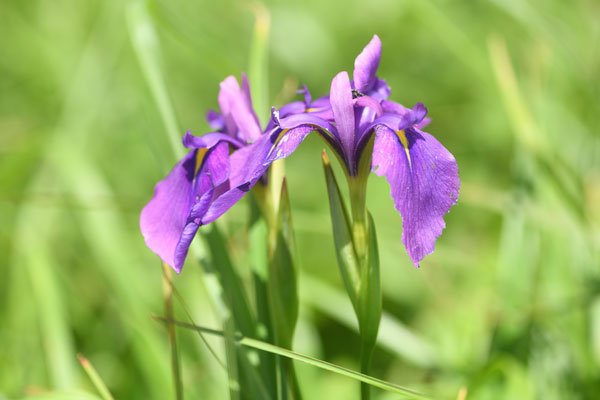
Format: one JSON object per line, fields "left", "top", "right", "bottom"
{"left": 1, "top": 0, "right": 599, "bottom": 399}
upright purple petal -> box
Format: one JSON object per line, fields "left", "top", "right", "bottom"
{"left": 330, "top": 71, "right": 356, "bottom": 166}
{"left": 218, "top": 76, "right": 262, "bottom": 142}
{"left": 353, "top": 35, "right": 382, "bottom": 93}
{"left": 372, "top": 126, "right": 459, "bottom": 266}
{"left": 140, "top": 150, "right": 196, "bottom": 271}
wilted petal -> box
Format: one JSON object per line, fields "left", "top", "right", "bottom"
{"left": 353, "top": 35, "right": 382, "bottom": 93}
{"left": 372, "top": 126, "right": 459, "bottom": 266}
{"left": 140, "top": 150, "right": 196, "bottom": 271}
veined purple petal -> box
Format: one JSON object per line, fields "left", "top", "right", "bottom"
{"left": 353, "top": 35, "right": 381, "bottom": 93}
{"left": 182, "top": 131, "right": 244, "bottom": 149}
{"left": 140, "top": 141, "right": 234, "bottom": 272}
{"left": 330, "top": 71, "right": 356, "bottom": 166}
{"left": 371, "top": 125, "right": 459, "bottom": 266}
{"left": 140, "top": 150, "right": 196, "bottom": 272}
{"left": 272, "top": 107, "right": 345, "bottom": 160}
{"left": 265, "top": 125, "right": 314, "bottom": 164}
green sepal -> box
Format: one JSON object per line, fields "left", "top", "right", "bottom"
{"left": 322, "top": 151, "right": 360, "bottom": 310}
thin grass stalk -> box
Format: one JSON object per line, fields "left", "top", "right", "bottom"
{"left": 156, "top": 318, "right": 431, "bottom": 400}
{"left": 162, "top": 263, "right": 184, "bottom": 400}
{"left": 77, "top": 354, "right": 115, "bottom": 400}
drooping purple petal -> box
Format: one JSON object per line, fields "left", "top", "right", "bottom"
{"left": 201, "top": 135, "right": 274, "bottom": 224}
{"left": 172, "top": 142, "right": 231, "bottom": 269}
{"left": 353, "top": 35, "right": 382, "bottom": 93}
{"left": 272, "top": 107, "right": 345, "bottom": 160}
{"left": 330, "top": 71, "right": 356, "bottom": 167}
{"left": 265, "top": 125, "right": 314, "bottom": 164}
{"left": 140, "top": 150, "right": 196, "bottom": 271}
{"left": 371, "top": 125, "right": 460, "bottom": 266}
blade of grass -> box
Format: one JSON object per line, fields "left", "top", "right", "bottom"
{"left": 157, "top": 318, "right": 432, "bottom": 400}
{"left": 300, "top": 274, "right": 437, "bottom": 368}
{"left": 162, "top": 263, "right": 184, "bottom": 400}
{"left": 248, "top": 2, "right": 271, "bottom": 127}
{"left": 77, "top": 354, "right": 115, "bottom": 400}
{"left": 127, "top": 0, "right": 183, "bottom": 158}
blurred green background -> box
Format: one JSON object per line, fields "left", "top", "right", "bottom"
{"left": 1, "top": 0, "right": 599, "bottom": 399}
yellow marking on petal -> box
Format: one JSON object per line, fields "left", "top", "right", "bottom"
{"left": 396, "top": 130, "right": 412, "bottom": 170}
{"left": 272, "top": 128, "right": 289, "bottom": 147}
{"left": 306, "top": 107, "right": 318, "bottom": 112}
{"left": 195, "top": 148, "right": 208, "bottom": 174}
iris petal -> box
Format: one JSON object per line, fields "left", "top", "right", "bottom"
{"left": 372, "top": 125, "right": 459, "bottom": 266}
{"left": 353, "top": 35, "right": 382, "bottom": 93}
{"left": 330, "top": 71, "right": 356, "bottom": 166}
{"left": 140, "top": 150, "right": 196, "bottom": 271}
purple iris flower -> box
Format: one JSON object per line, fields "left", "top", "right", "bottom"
{"left": 140, "top": 74, "right": 273, "bottom": 272}
{"left": 265, "top": 36, "right": 460, "bottom": 266}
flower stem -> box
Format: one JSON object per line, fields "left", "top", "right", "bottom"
{"left": 360, "top": 341, "right": 375, "bottom": 400}
{"left": 349, "top": 177, "right": 368, "bottom": 262}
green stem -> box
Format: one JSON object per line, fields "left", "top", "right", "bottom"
{"left": 360, "top": 341, "right": 375, "bottom": 400}
{"left": 348, "top": 177, "right": 368, "bottom": 262}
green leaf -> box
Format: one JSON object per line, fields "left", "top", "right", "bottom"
{"left": 268, "top": 179, "right": 299, "bottom": 349}
{"left": 321, "top": 151, "right": 360, "bottom": 308}
{"left": 248, "top": 4, "right": 270, "bottom": 127}
{"left": 77, "top": 354, "right": 115, "bottom": 400}
{"left": 203, "top": 225, "right": 256, "bottom": 338}
{"left": 158, "top": 318, "right": 432, "bottom": 400}
{"left": 126, "top": 0, "right": 182, "bottom": 159}
{"left": 248, "top": 194, "right": 278, "bottom": 397}
{"left": 357, "top": 211, "right": 382, "bottom": 349}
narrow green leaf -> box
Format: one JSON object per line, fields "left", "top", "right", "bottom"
{"left": 162, "top": 264, "right": 183, "bottom": 400}
{"left": 203, "top": 225, "right": 256, "bottom": 338}
{"left": 299, "top": 275, "right": 437, "bottom": 368}
{"left": 77, "top": 354, "right": 115, "bottom": 400}
{"left": 321, "top": 151, "right": 360, "bottom": 308}
{"left": 357, "top": 211, "right": 382, "bottom": 349}
{"left": 248, "top": 3, "right": 270, "bottom": 127}
{"left": 158, "top": 318, "right": 431, "bottom": 400}
{"left": 126, "top": 0, "right": 182, "bottom": 158}
{"left": 248, "top": 194, "right": 278, "bottom": 397}
{"left": 268, "top": 179, "right": 299, "bottom": 348}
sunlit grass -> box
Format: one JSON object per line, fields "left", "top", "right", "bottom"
{"left": 1, "top": 0, "right": 598, "bottom": 399}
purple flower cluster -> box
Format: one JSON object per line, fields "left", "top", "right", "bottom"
{"left": 140, "top": 35, "right": 460, "bottom": 272}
